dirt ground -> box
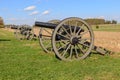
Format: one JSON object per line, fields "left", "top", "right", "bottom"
{"left": 4, "top": 27, "right": 15, "bottom": 32}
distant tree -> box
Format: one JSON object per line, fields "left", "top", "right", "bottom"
{"left": 0, "top": 17, "right": 4, "bottom": 28}
{"left": 0, "top": 17, "right": 4, "bottom": 25}
{"left": 105, "top": 20, "right": 111, "bottom": 24}
{"left": 112, "top": 20, "right": 117, "bottom": 24}
{"left": 85, "top": 18, "right": 105, "bottom": 25}
{"left": 85, "top": 18, "right": 117, "bottom": 25}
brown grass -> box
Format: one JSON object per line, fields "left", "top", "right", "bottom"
{"left": 94, "top": 31, "right": 120, "bottom": 52}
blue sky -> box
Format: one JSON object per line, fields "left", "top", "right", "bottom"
{"left": 0, "top": 0, "right": 120, "bottom": 25}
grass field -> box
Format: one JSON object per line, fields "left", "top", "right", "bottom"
{"left": 0, "top": 28, "right": 120, "bottom": 80}
{"left": 92, "top": 24, "right": 120, "bottom": 32}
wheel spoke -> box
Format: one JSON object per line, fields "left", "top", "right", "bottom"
{"left": 56, "top": 32, "right": 70, "bottom": 40}
{"left": 69, "top": 45, "right": 73, "bottom": 59}
{"left": 77, "top": 44, "right": 86, "bottom": 54}
{"left": 58, "top": 42, "right": 70, "bottom": 51}
{"left": 76, "top": 24, "right": 85, "bottom": 36}
{"left": 81, "top": 30, "right": 89, "bottom": 36}
{"left": 74, "top": 21, "right": 77, "bottom": 35}
{"left": 77, "top": 30, "right": 90, "bottom": 38}
{"left": 62, "top": 44, "right": 71, "bottom": 57}
{"left": 45, "top": 41, "right": 51, "bottom": 49}
{"left": 61, "top": 26, "right": 71, "bottom": 37}
{"left": 68, "top": 21, "right": 72, "bottom": 35}
{"left": 43, "top": 28, "right": 52, "bottom": 35}
{"left": 74, "top": 45, "right": 79, "bottom": 58}
{"left": 78, "top": 42, "right": 90, "bottom": 48}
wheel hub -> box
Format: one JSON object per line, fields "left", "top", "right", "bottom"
{"left": 70, "top": 37, "right": 79, "bottom": 45}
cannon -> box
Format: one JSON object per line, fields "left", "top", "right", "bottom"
{"left": 35, "top": 17, "right": 111, "bottom": 61}
{"left": 14, "top": 25, "right": 36, "bottom": 40}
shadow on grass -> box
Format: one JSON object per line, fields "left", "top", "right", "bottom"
{"left": 0, "top": 39, "right": 11, "bottom": 41}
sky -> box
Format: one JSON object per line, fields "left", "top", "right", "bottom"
{"left": 0, "top": 0, "right": 120, "bottom": 25}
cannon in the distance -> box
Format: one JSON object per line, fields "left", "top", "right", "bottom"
{"left": 14, "top": 25, "right": 36, "bottom": 40}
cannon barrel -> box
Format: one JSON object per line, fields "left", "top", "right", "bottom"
{"left": 35, "top": 21, "right": 84, "bottom": 33}
{"left": 11, "top": 26, "right": 18, "bottom": 29}
{"left": 35, "top": 21, "right": 57, "bottom": 29}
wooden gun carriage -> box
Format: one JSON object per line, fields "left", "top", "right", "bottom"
{"left": 34, "top": 17, "right": 111, "bottom": 61}
{"left": 14, "top": 25, "right": 36, "bottom": 40}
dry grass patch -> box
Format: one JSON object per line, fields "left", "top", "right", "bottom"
{"left": 94, "top": 31, "right": 120, "bottom": 52}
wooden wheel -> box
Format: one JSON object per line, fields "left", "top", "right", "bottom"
{"left": 25, "top": 27, "right": 35, "bottom": 40}
{"left": 39, "top": 20, "right": 60, "bottom": 53}
{"left": 52, "top": 17, "right": 94, "bottom": 61}
{"left": 15, "top": 26, "right": 26, "bottom": 40}
{"left": 14, "top": 26, "right": 34, "bottom": 40}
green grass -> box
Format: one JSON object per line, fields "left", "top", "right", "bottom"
{"left": 0, "top": 29, "right": 120, "bottom": 80}
{"left": 92, "top": 24, "right": 120, "bottom": 32}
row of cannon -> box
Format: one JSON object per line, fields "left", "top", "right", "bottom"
{"left": 13, "top": 17, "right": 112, "bottom": 61}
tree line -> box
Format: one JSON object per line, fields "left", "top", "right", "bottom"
{"left": 84, "top": 18, "right": 117, "bottom": 25}
{"left": 0, "top": 17, "right": 4, "bottom": 28}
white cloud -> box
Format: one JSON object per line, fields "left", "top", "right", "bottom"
{"left": 29, "top": 11, "right": 39, "bottom": 15}
{"left": 24, "top": 6, "right": 36, "bottom": 11}
{"left": 42, "top": 10, "right": 50, "bottom": 15}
